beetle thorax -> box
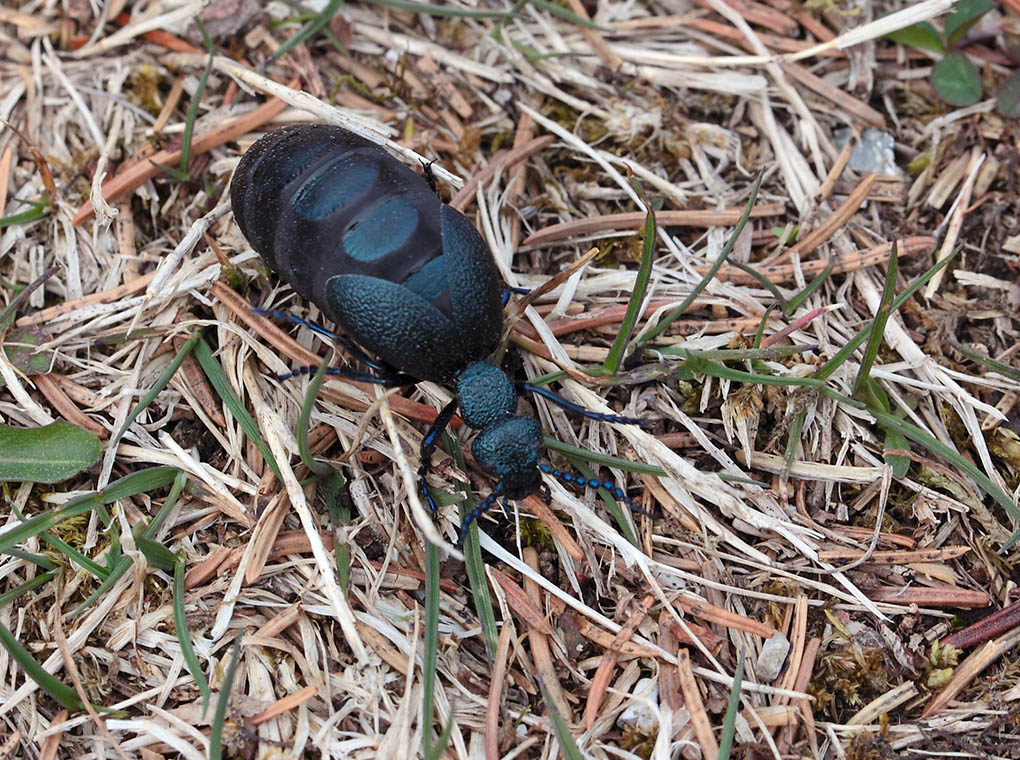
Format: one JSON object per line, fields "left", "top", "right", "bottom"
{"left": 455, "top": 361, "right": 517, "bottom": 429}
{"left": 457, "top": 360, "right": 544, "bottom": 498}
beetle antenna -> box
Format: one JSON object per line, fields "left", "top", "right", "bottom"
{"left": 538, "top": 463, "right": 650, "bottom": 517}
{"left": 522, "top": 383, "right": 646, "bottom": 426}
{"left": 456, "top": 481, "right": 505, "bottom": 549}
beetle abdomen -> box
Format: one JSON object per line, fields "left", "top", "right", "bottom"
{"left": 231, "top": 124, "right": 504, "bottom": 383}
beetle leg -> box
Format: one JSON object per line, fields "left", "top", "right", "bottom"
{"left": 521, "top": 383, "right": 645, "bottom": 426}
{"left": 254, "top": 307, "right": 398, "bottom": 374}
{"left": 275, "top": 365, "right": 415, "bottom": 385}
{"left": 418, "top": 398, "right": 459, "bottom": 517}
{"left": 500, "top": 286, "right": 530, "bottom": 306}
{"left": 456, "top": 480, "right": 505, "bottom": 549}
{"left": 255, "top": 308, "right": 414, "bottom": 385}
{"left": 421, "top": 159, "right": 439, "bottom": 196}
{"left": 538, "top": 462, "right": 650, "bottom": 517}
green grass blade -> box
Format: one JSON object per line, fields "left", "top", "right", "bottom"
{"left": 113, "top": 333, "right": 200, "bottom": 445}
{"left": 753, "top": 304, "right": 777, "bottom": 349}
{"left": 852, "top": 242, "right": 898, "bottom": 396}
{"left": 0, "top": 571, "right": 56, "bottom": 608}
{"left": 782, "top": 409, "right": 807, "bottom": 479}
{"left": 0, "top": 618, "right": 83, "bottom": 711}
{"left": 635, "top": 171, "right": 762, "bottom": 349}
{"left": 948, "top": 339, "right": 1020, "bottom": 382}
{"left": 422, "top": 538, "right": 441, "bottom": 758}
{"left": 99, "top": 466, "right": 180, "bottom": 503}
{"left": 784, "top": 256, "right": 834, "bottom": 316}
{"left": 0, "top": 495, "right": 101, "bottom": 553}
{"left": 73, "top": 471, "right": 188, "bottom": 616}
{"left": 726, "top": 260, "right": 788, "bottom": 308}
{"left": 424, "top": 714, "right": 455, "bottom": 760}
{"left": 0, "top": 200, "right": 50, "bottom": 229}
{"left": 538, "top": 680, "right": 584, "bottom": 760}
{"left": 322, "top": 472, "right": 351, "bottom": 594}
{"left": 174, "top": 558, "right": 211, "bottom": 709}
{"left": 209, "top": 630, "right": 243, "bottom": 760}
{"left": 604, "top": 199, "right": 655, "bottom": 374}
{"left": 298, "top": 358, "right": 334, "bottom": 477}
{"left": 679, "top": 359, "right": 826, "bottom": 388}
{"left": 862, "top": 378, "right": 911, "bottom": 477}
{"left": 718, "top": 648, "right": 745, "bottom": 760}
{"left": 141, "top": 470, "right": 188, "bottom": 539}
{"left": 823, "top": 387, "right": 1020, "bottom": 536}
{"left": 37, "top": 533, "right": 109, "bottom": 579}
{"left": 178, "top": 55, "right": 214, "bottom": 175}
{"left": 71, "top": 556, "right": 132, "bottom": 616}
{"left": 815, "top": 244, "right": 958, "bottom": 382}
{"left": 448, "top": 436, "right": 498, "bottom": 657}
{"left": 192, "top": 337, "right": 282, "bottom": 479}
{"left": 544, "top": 437, "right": 666, "bottom": 476}
{"left": 268, "top": 0, "right": 344, "bottom": 66}
{"left": 526, "top": 0, "right": 608, "bottom": 29}
{"left": 0, "top": 549, "right": 56, "bottom": 570}
{"left": 135, "top": 535, "right": 176, "bottom": 572}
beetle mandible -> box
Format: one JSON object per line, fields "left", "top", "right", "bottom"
{"left": 231, "top": 123, "right": 641, "bottom": 547}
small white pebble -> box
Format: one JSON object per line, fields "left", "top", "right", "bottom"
{"left": 756, "top": 632, "right": 791, "bottom": 682}
{"left": 617, "top": 677, "right": 659, "bottom": 734}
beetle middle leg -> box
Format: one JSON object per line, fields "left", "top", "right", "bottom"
{"left": 417, "top": 398, "right": 459, "bottom": 517}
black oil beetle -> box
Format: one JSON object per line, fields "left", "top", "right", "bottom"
{"left": 231, "top": 123, "right": 642, "bottom": 547}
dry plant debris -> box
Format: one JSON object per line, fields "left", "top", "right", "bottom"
{"left": 1, "top": 0, "right": 1020, "bottom": 758}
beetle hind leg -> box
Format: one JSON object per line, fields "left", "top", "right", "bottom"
{"left": 538, "top": 462, "right": 650, "bottom": 517}
{"left": 254, "top": 307, "right": 414, "bottom": 385}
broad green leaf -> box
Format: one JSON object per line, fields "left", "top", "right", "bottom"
{"left": 4, "top": 326, "right": 52, "bottom": 378}
{"left": 0, "top": 421, "right": 101, "bottom": 483}
{"left": 997, "top": 70, "right": 1020, "bottom": 118}
{"left": 945, "top": 0, "right": 994, "bottom": 47}
{"left": 885, "top": 22, "right": 945, "bottom": 54}
{"left": 932, "top": 52, "right": 982, "bottom": 106}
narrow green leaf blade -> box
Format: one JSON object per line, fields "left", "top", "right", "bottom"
{"left": 209, "top": 630, "right": 243, "bottom": 760}
{"left": 0, "top": 619, "right": 83, "bottom": 711}
{"left": 192, "top": 338, "right": 282, "bottom": 479}
{"left": 174, "top": 559, "right": 211, "bottom": 709}
{"left": 853, "top": 241, "right": 898, "bottom": 395}
{"left": 604, "top": 198, "right": 655, "bottom": 373}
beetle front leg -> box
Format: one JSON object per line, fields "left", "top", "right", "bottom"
{"left": 417, "top": 399, "right": 459, "bottom": 517}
